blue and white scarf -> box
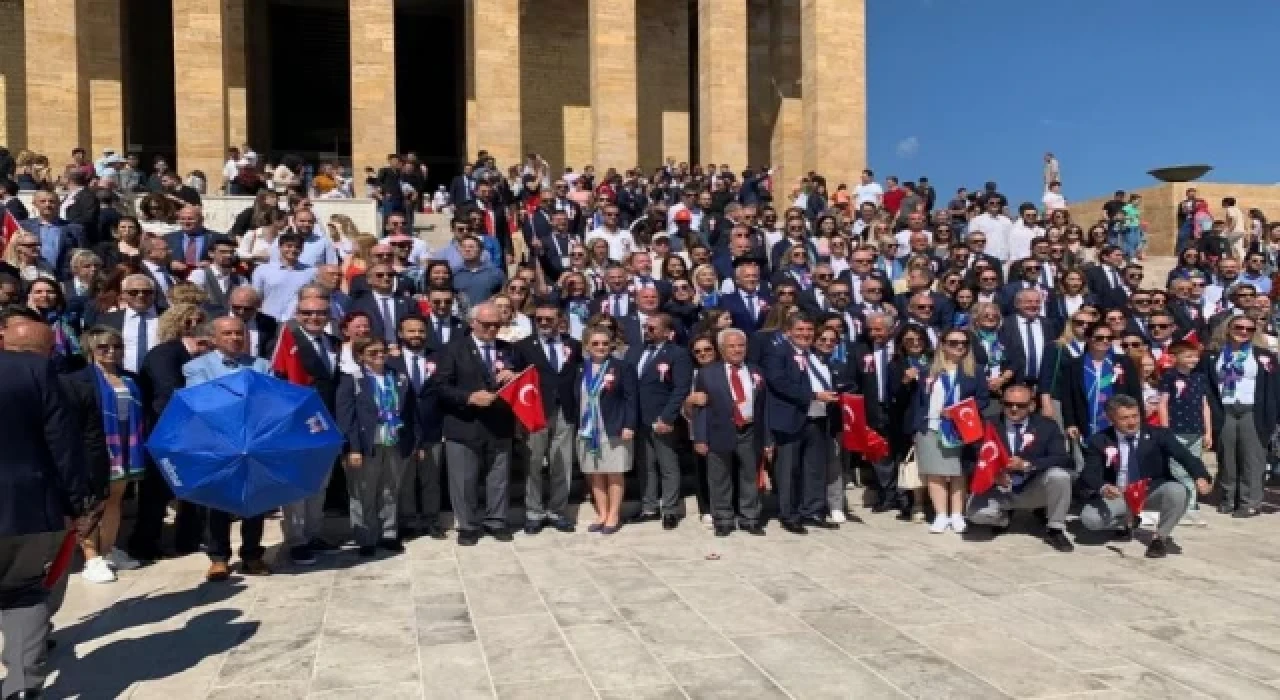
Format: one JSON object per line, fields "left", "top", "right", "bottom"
{"left": 579, "top": 360, "right": 610, "bottom": 457}
{"left": 369, "top": 369, "right": 403, "bottom": 446}
{"left": 1083, "top": 353, "right": 1118, "bottom": 436}
{"left": 1220, "top": 342, "right": 1251, "bottom": 399}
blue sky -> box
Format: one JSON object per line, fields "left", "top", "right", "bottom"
{"left": 866, "top": 0, "right": 1279, "bottom": 206}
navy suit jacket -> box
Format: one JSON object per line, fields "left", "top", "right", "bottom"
{"left": 761, "top": 340, "right": 815, "bottom": 436}
{"left": 691, "top": 361, "right": 772, "bottom": 453}
{"left": 718, "top": 290, "right": 769, "bottom": 334}
{"left": 429, "top": 336, "right": 518, "bottom": 445}
{"left": 992, "top": 414, "right": 1070, "bottom": 491}
{"left": 388, "top": 351, "right": 443, "bottom": 444}
{"left": 904, "top": 368, "right": 989, "bottom": 436}
{"left": 1045, "top": 292, "right": 1098, "bottom": 326}
{"left": 513, "top": 333, "right": 583, "bottom": 425}
{"left": 997, "top": 281, "right": 1053, "bottom": 316}
{"left": 19, "top": 218, "right": 84, "bottom": 279}
{"left": 998, "top": 315, "right": 1063, "bottom": 386}
{"left": 0, "top": 352, "right": 89, "bottom": 536}
{"left": 162, "top": 229, "right": 216, "bottom": 264}
{"left": 623, "top": 342, "right": 693, "bottom": 425}
{"left": 449, "top": 175, "right": 474, "bottom": 208}
{"left": 351, "top": 293, "right": 415, "bottom": 345}
{"left": 571, "top": 357, "right": 637, "bottom": 437}
{"left": 1084, "top": 265, "right": 1130, "bottom": 310}
{"left": 336, "top": 369, "right": 418, "bottom": 458}
{"left": 1081, "top": 426, "right": 1209, "bottom": 495}
{"left": 422, "top": 315, "right": 465, "bottom": 354}
{"left": 1060, "top": 353, "right": 1144, "bottom": 436}
{"left": 892, "top": 289, "right": 953, "bottom": 328}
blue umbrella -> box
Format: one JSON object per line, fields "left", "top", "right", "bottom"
{"left": 146, "top": 370, "right": 344, "bottom": 518}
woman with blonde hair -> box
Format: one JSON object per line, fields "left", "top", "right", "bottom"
{"left": 576, "top": 324, "right": 636, "bottom": 534}
{"left": 691, "top": 263, "right": 720, "bottom": 308}
{"left": 167, "top": 282, "right": 208, "bottom": 308}
{"left": 6, "top": 231, "right": 55, "bottom": 282}
{"left": 73, "top": 325, "right": 147, "bottom": 582}
{"left": 342, "top": 233, "right": 379, "bottom": 291}
{"left": 156, "top": 302, "right": 207, "bottom": 343}
{"left": 328, "top": 213, "right": 361, "bottom": 259}
{"left": 907, "top": 327, "right": 988, "bottom": 533}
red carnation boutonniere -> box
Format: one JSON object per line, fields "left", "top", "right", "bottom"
{"left": 1174, "top": 378, "right": 1186, "bottom": 397}
{"left": 603, "top": 370, "right": 616, "bottom": 391}
{"left": 1105, "top": 445, "right": 1119, "bottom": 466}
{"left": 1260, "top": 355, "right": 1274, "bottom": 373}
{"left": 493, "top": 358, "right": 506, "bottom": 372}
{"left": 758, "top": 300, "right": 770, "bottom": 314}
{"left": 752, "top": 371, "right": 764, "bottom": 389}
{"left": 794, "top": 354, "right": 807, "bottom": 371}
{"left": 1113, "top": 363, "right": 1125, "bottom": 380}
{"left": 424, "top": 361, "right": 436, "bottom": 377}
{"left": 1021, "top": 432, "right": 1035, "bottom": 450}
{"left": 863, "top": 355, "right": 875, "bottom": 373}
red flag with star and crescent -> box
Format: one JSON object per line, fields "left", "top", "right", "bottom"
{"left": 497, "top": 366, "right": 547, "bottom": 433}
{"left": 971, "top": 422, "right": 1009, "bottom": 495}
{"left": 1124, "top": 478, "right": 1151, "bottom": 516}
{"left": 2, "top": 209, "right": 20, "bottom": 249}
{"left": 839, "top": 394, "right": 868, "bottom": 452}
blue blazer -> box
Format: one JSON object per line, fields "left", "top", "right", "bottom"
{"left": 747, "top": 329, "right": 786, "bottom": 366}
{"left": 1045, "top": 292, "right": 1098, "bottom": 326}
{"left": 997, "top": 315, "right": 1063, "bottom": 386}
{"left": 718, "top": 290, "right": 769, "bottom": 333}
{"left": 20, "top": 218, "right": 84, "bottom": 279}
{"left": 622, "top": 342, "right": 693, "bottom": 425}
{"left": 761, "top": 340, "right": 815, "bottom": 437}
{"left": 904, "top": 367, "right": 989, "bottom": 436}
{"left": 998, "top": 281, "right": 1052, "bottom": 316}
{"left": 990, "top": 414, "right": 1071, "bottom": 491}
{"left": 351, "top": 293, "right": 415, "bottom": 345}
{"left": 691, "top": 361, "right": 772, "bottom": 453}
{"left": 387, "top": 352, "right": 443, "bottom": 444}
{"left": 336, "top": 369, "right": 418, "bottom": 458}
{"left": 162, "top": 229, "right": 216, "bottom": 264}
{"left": 1081, "top": 426, "right": 1209, "bottom": 495}
{"left": 571, "top": 357, "right": 637, "bottom": 437}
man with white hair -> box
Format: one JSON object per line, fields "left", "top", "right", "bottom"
{"left": 98, "top": 274, "right": 160, "bottom": 373}
{"left": 692, "top": 328, "right": 770, "bottom": 537}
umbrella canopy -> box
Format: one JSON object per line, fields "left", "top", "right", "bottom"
{"left": 146, "top": 370, "right": 344, "bottom": 517}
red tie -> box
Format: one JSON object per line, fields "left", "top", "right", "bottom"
{"left": 729, "top": 365, "right": 747, "bottom": 427}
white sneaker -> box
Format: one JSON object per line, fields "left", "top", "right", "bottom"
{"left": 105, "top": 548, "right": 140, "bottom": 571}
{"left": 929, "top": 515, "right": 950, "bottom": 534}
{"left": 829, "top": 510, "right": 847, "bottom": 524}
{"left": 1181, "top": 510, "right": 1208, "bottom": 528}
{"left": 81, "top": 557, "right": 117, "bottom": 584}
{"left": 950, "top": 514, "right": 967, "bottom": 534}
{"left": 1139, "top": 511, "right": 1159, "bottom": 528}
{"left": 700, "top": 514, "right": 714, "bottom": 528}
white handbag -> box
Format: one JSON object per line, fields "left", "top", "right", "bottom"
{"left": 897, "top": 446, "right": 922, "bottom": 490}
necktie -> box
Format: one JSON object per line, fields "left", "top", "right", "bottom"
{"left": 612, "top": 294, "right": 623, "bottom": 317}
{"left": 409, "top": 354, "right": 422, "bottom": 390}
{"left": 745, "top": 293, "right": 756, "bottom": 315}
{"left": 546, "top": 339, "right": 559, "bottom": 372}
{"left": 729, "top": 364, "right": 748, "bottom": 427}
{"left": 381, "top": 297, "right": 396, "bottom": 343}
{"left": 185, "top": 235, "right": 199, "bottom": 266}
{"left": 481, "top": 343, "right": 494, "bottom": 373}
{"left": 1025, "top": 320, "right": 1039, "bottom": 378}
{"left": 1124, "top": 435, "right": 1139, "bottom": 487}
{"left": 639, "top": 345, "right": 656, "bottom": 376}
{"left": 877, "top": 346, "right": 888, "bottom": 399}
{"left": 1108, "top": 267, "right": 1120, "bottom": 289}
{"left": 1012, "top": 423, "right": 1025, "bottom": 452}
{"left": 136, "top": 313, "right": 149, "bottom": 361}
{"left": 434, "top": 319, "right": 443, "bottom": 345}
{"left": 315, "top": 335, "right": 331, "bottom": 373}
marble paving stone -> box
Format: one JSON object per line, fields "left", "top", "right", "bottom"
{"left": 215, "top": 637, "right": 319, "bottom": 685}
{"left": 596, "top": 685, "right": 688, "bottom": 699}
{"left": 616, "top": 601, "right": 738, "bottom": 662}
{"left": 418, "top": 641, "right": 496, "bottom": 699}
{"left": 495, "top": 677, "right": 596, "bottom": 699}
{"left": 1129, "top": 619, "right": 1280, "bottom": 682}
{"left": 474, "top": 614, "right": 583, "bottom": 685}
{"left": 463, "top": 574, "right": 547, "bottom": 619}
{"left": 309, "top": 681, "right": 424, "bottom": 699}
{"left": 542, "top": 585, "right": 621, "bottom": 628}
{"left": 798, "top": 610, "right": 920, "bottom": 657}
{"left": 206, "top": 681, "right": 309, "bottom": 699}
{"left": 748, "top": 572, "right": 853, "bottom": 613}
{"left": 311, "top": 658, "right": 422, "bottom": 691}
{"left": 859, "top": 649, "right": 1009, "bottom": 699}
{"left": 733, "top": 631, "right": 904, "bottom": 699}
{"left": 597, "top": 575, "right": 681, "bottom": 606}
{"left": 1087, "top": 663, "right": 1210, "bottom": 699}
{"left": 695, "top": 598, "right": 809, "bottom": 637}
{"left": 664, "top": 655, "right": 789, "bottom": 700}
{"left": 564, "top": 622, "right": 674, "bottom": 689}
{"left": 673, "top": 581, "right": 773, "bottom": 611}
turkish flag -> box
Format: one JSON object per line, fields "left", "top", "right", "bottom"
{"left": 416, "top": 298, "right": 432, "bottom": 318}
{"left": 839, "top": 394, "right": 868, "bottom": 452}
{"left": 971, "top": 422, "right": 1009, "bottom": 495}
{"left": 944, "top": 397, "right": 984, "bottom": 444}
{"left": 270, "top": 326, "right": 313, "bottom": 386}
{"left": 1, "top": 209, "right": 19, "bottom": 248}
{"left": 43, "top": 530, "right": 77, "bottom": 589}
{"left": 861, "top": 429, "right": 890, "bottom": 463}
{"left": 497, "top": 366, "right": 547, "bottom": 433}
{"left": 1182, "top": 330, "right": 1201, "bottom": 349}
{"left": 1124, "top": 478, "right": 1150, "bottom": 516}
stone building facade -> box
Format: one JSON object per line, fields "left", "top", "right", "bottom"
{"left": 0, "top": 0, "right": 865, "bottom": 191}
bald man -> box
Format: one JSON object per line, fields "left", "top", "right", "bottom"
{"left": 164, "top": 204, "right": 216, "bottom": 271}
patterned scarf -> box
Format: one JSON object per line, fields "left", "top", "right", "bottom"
{"left": 1083, "top": 353, "right": 1117, "bottom": 436}
{"left": 951, "top": 311, "right": 971, "bottom": 330}
{"left": 566, "top": 298, "right": 589, "bottom": 324}
{"left": 1220, "top": 342, "right": 1251, "bottom": 399}
{"left": 789, "top": 266, "right": 812, "bottom": 290}
{"left": 93, "top": 365, "right": 144, "bottom": 479}
{"left": 933, "top": 369, "right": 964, "bottom": 448}
{"left": 977, "top": 329, "right": 1003, "bottom": 377}
{"left": 579, "top": 360, "right": 610, "bottom": 457}
{"left": 369, "top": 369, "right": 403, "bottom": 446}
{"left": 906, "top": 354, "right": 931, "bottom": 372}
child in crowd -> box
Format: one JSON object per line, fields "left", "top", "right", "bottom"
{"left": 1156, "top": 342, "right": 1212, "bottom": 526}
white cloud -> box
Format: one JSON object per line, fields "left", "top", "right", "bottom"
{"left": 896, "top": 136, "right": 920, "bottom": 159}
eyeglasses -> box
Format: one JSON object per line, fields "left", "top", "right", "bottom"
{"left": 944, "top": 339, "right": 969, "bottom": 348}
{"left": 429, "top": 298, "right": 452, "bottom": 306}
{"left": 1004, "top": 401, "right": 1031, "bottom": 409}
{"left": 363, "top": 349, "right": 387, "bottom": 358}
{"left": 970, "top": 239, "right": 986, "bottom": 245}
{"left": 1149, "top": 322, "right": 1171, "bottom": 329}
{"left": 862, "top": 288, "right": 882, "bottom": 295}
{"left": 508, "top": 285, "right": 528, "bottom": 292}
{"left": 297, "top": 309, "right": 329, "bottom": 317}
{"left": 93, "top": 343, "right": 123, "bottom": 351}
{"left": 1091, "top": 335, "right": 1113, "bottom": 342}
{"left": 373, "top": 252, "right": 395, "bottom": 258}
{"left": 852, "top": 258, "right": 873, "bottom": 264}
{"left": 570, "top": 251, "right": 586, "bottom": 257}
{"left": 693, "top": 346, "right": 715, "bottom": 355}
{"left": 230, "top": 304, "right": 255, "bottom": 313}
{"left": 1071, "top": 320, "right": 1090, "bottom": 327}
{"left": 1121, "top": 341, "right": 1146, "bottom": 349}
{"left": 1132, "top": 298, "right": 1152, "bottom": 305}
{"left": 1232, "top": 325, "right": 1257, "bottom": 333}
{"left": 913, "top": 304, "right": 935, "bottom": 311}
{"left": 123, "top": 289, "right": 153, "bottom": 296}
{"left": 535, "top": 315, "right": 557, "bottom": 323}
{"left": 1127, "top": 273, "right": 1144, "bottom": 279}
{"left": 370, "top": 272, "right": 393, "bottom": 278}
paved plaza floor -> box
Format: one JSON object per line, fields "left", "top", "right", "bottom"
{"left": 25, "top": 483, "right": 1280, "bottom": 700}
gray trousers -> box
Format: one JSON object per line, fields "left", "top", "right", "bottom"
{"left": 346, "top": 447, "right": 405, "bottom": 546}
{"left": 967, "top": 467, "right": 1073, "bottom": 530}
{"left": 1081, "top": 481, "right": 1188, "bottom": 538}
{"left": 637, "top": 426, "right": 682, "bottom": 515}
{"left": 1170, "top": 434, "right": 1203, "bottom": 515}
{"left": 399, "top": 441, "right": 444, "bottom": 526}
{"left": 445, "top": 438, "right": 511, "bottom": 531}
{"left": 1218, "top": 405, "right": 1267, "bottom": 510}
{"left": 1050, "top": 398, "right": 1085, "bottom": 474}
{"left": 282, "top": 460, "right": 335, "bottom": 548}
{"left": 826, "top": 438, "right": 847, "bottom": 514}
{"left": 525, "top": 412, "right": 575, "bottom": 520}
{"left": 0, "top": 531, "right": 62, "bottom": 697}
{"left": 706, "top": 425, "right": 763, "bottom": 527}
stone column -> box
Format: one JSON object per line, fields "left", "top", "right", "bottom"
{"left": 697, "top": 0, "right": 748, "bottom": 168}
{"left": 224, "top": 0, "right": 248, "bottom": 149}
{"left": 801, "top": 0, "right": 866, "bottom": 186}
{"left": 637, "top": 0, "right": 688, "bottom": 167}
{"left": 82, "top": 0, "right": 124, "bottom": 157}
{"left": 589, "top": 0, "right": 638, "bottom": 172}
{"left": 468, "top": 0, "right": 521, "bottom": 168}
{"left": 349, "top": 0, "right": 396, "bottom": 187}
{"left": 0, "top": 1, "right": 29, "bottom": 149}
{"left": 172, "top": 0, "right": 229, "bottom": 191}
{"left": 24, "top": 0, "right": 88, "bottom": 160}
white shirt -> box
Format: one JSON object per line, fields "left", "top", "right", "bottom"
{"left": 402, "top": 349, "right": 429, "bottom": 388}
{"left": 969, "top": 213, "right": 1014, "bottom": 261}
{"left": 1061, "top": 293, "right": 1084, "bottom": 319}
{"left": 121, "top": 308, "right": 158, "bottom": 373}
{"left": 871, "top": 342, "right": 893, "bottom": 400}
{"left": 805, "top": 352, "right": 833, "bottom": 417}
{"left": 894, "top": 229, "right": 932, "bottom": 259}
{"left": 187, "top": 267, "right": 240, "bottom": 296}
{"left": 1042, "top": 190, "right": 1066, "bottom": 212}
{"left": 725, "top": 363, "right": 755, "bottom": 422}
{"left": 738, "top": 289, "right": 764, "bottom": 317}
{"left": 585, "top": 228, "right": 635, "bottom": 262}
{"left": 854, "top": 182, "right": 884, "bottom": 207}
{"left": 927, "top": 368, "right": 957, "bottom": 430}
{"left": 143, "top": 260, "right": 172, "bottom": 296}
{"left": 1017, "top": 316, "right": 1046, "bottom": 372}
{"left": 246, "top": 317, "right": 261, "bottom": 356}
{"left": 1006, "top": 222, "right": 1043, "bottom": 263}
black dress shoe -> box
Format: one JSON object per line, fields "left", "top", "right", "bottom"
{"left": 631, "top": 512, "right": 661, "bottom": 524}
{"left": 308, "top": 538, "right": 341, "bottom": 552}
{"left": 1145, "top": 538, "right": 1168, "bottom": 559}
{"left": 1233, "top": 508, "right": 1260, "bottom": 519}
{"left": 743, "top": 524, "right": 766, "bottom": 536}
{"left": 871, "top": 500, "right": 895, "bottom": 513}
{"left": 662, "top": 515, "right": 680, "bottom": 530}
{"left": 713, "top": 525, "right": 732, "bottom": 537}
{"left": 378, "top": 538, "right": 405, "bottom": 553}
{"left": 457, "top": 529, "right": 481, "bottom": 546}
{"left": 7, "top": 690, "right": 43, "bottom": 699}
{"left": 1112, "top": 526, "right": 1133, "bottom": 542}
{"left": 1218, "top": 502, "right": 1235, "bottom": 514}
{"left": 484, "top": 526, "right": 514, "bottom": 542}
{"left": 358, "top": 545, "right": 377, "bottom": 557}
{"left": 397, "top": 526, "right": 419, "bottom": 541}
{"left": 780, "top": 521, "right": 808, "bottom": 535}
{"left": 1163, "top": 538, "right": 1183, "bottom": 555}
{"left": 548, "top": 516, "right": 576, "bottom": 533}
{"left": 424, "top": 524, "right": 447, "bottom": 540}
{"left": 803, "top": 517, "right": 839, "bottom": 530}
{"left": 1045, "top": 529, "right": 1074, "bottom": 553}
{"left": 989, "top": 524, "right": 1009, "bottom": 537}
{"left": 523, "top": 520, "right": 545, "bottom": 536}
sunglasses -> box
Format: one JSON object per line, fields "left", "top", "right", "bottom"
{"left": 1121, "top": 341, "right": 1145, "bottom": 349}
{"left": 1091, "top": 335, "right": 1113, "bottom": 342}
{"left": 944, "top": 339, "right": 969, "bottom": 348}
{"left": 371, "top": 272, "right": 393, "bottom": 278}
{"left": 693, "top": 346, "right": 715, "bottom": 355}
{"left": 535, "top": 316, "right": 557, "bottom": 323}
{"left": 1232, "top": 325, "right": 1257, "bottom": 333}
{"left": 230, "top": 304, "right": 255, "bottom": 313}
{"left": 863, "top": 288, "right": 882, "bottom": 294}
{"left": 1004, "top": 401, "right": 1031, "bottom": 409}
{"left": 93, "top": 343, "right": 124, "bottom": 351}
{"left": 1149, "top": 322, "right": 1171, "bottom": 329}
{"left": 297, "top": 309, "right": 329, "bottom": 317}
{"left": 123, "top": 289, "right": 153, "bottom": 296}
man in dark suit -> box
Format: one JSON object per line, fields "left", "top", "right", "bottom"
{"left": 61, "top": 170, "right": 100, "bottom": 235}
{"left": 966, "top": 384, "right": 1075, "bottom": 551}
{"left": 430, "top": 302, "right": 518, "bottom": 545}
{"left": 128, "top": 320, "right": 211, "bottom": 560}
{"left": 163, "top": 205, "right": 218, "bottom": 274}
{"left": 1084, "top": 245, "right": 1131, "bottom": 311}
{"left": 449, "top": 164, "right": 476, "bottom": 208}
{"left": 472, "top": 179, "right": 512, "bottom": 264}
{"left": 718, "top": 259, "right": 770, "bottom": 333}
{"left": 421, "top": 286, "right": 464, "bottom": 353}
{"left": 999, "top": 287, "right": 1062, "bottom": 391}
{"left": 228, "top": 286, "right": 278, "bottom": 360}
{"left": 692, "top": 328, "right": 769, "bottom": 536}
{"left": 278, "top": 294, "right": 342, "bottom": 565}
{"left": 532, "top": 208, "right": 575, "bottom": 283}
{"left": 20, "top": 189, "right": 84, "bottom": 279}
{"left": 1080, "top": 395, "right": 1212, "bottom": 558}
{"left": 351, "top": 263, "right": 414, "bottom": 347}
{"left": 845, "top": 249, "right": 895, "bottom": 304}
{"left": 551, "top": 177, "right": 586, "bottom": 237}
{"left": 0, "top": 345, "right": 92, "bottom": 699}
{"left": 626, "top": 249, "right": 672, "bottom": 301}
{"left": 513, "top": 303, "right": 582, "bottom": 534}
{"left": 892, "top": 269, "right": 952, "bottom": 328}
{"left": 97, "top": 274, "right": 161, "bottom": 374}
{"left": 857, "top": 313, "right": 900, "bottom": 512}
{"left": 998, "top": 259, "right": 1053, "bottom": 316}
{"left": 762, "top": 313, "right": 839, "bottom": 534}
{"left": 388, "top": 316, "right": 447, "bottom": 539}
{"left": 589, "top": 264, "right": 635, "bottom": 318}
{"left": 624, "top": 313, "right": 693, "bottom": 528}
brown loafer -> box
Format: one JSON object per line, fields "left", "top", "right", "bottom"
{"left": 206, "top": 561, "right": 231, "bottom": 582}
{"left": 241, "top": 559, "right": 271, "bottom": 576}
